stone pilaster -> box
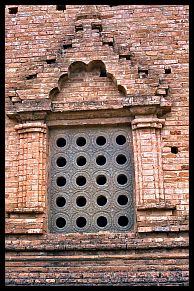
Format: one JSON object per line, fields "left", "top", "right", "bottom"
{"left": 14, "top": 121, "right": 47, "bottom": 213}
{"left": 131, "top": 116, "right": 166, "bottom": 208}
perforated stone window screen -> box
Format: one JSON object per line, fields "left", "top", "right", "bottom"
{"left": 48, "top": 126, "right": 134, "bottom": 233}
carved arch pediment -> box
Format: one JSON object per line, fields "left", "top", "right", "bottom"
{"left": 6, "top": 57, "right": 172, "bottom": 121}
{"left": 49, "top": 60, "right": 127, "bottom": 112}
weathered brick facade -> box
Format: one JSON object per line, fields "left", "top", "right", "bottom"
{"left": 5, "top": 5, "right": 189, "bottom": 286}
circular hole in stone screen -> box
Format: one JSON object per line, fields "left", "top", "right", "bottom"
{"left": 97, "top": 216, "right": 107, "bottom": 227}
{"left": 116, "top": 154, "right": 127, "bottom": 165}
{"left": 116, "top": 135, "right": 126, "bottom": 145}
{"left": 76, "top": 196, "right": 87, "bottom": 207}
{"left": 56, "top": 137, "right": 66, "bottom": 147}
{"left": 96, "top": 175, "right": 107, "bottom": 185}
{"left": 117, "top": 194, "right": 128, "bottom": 205}
{"left": 56, "top": 196, "right": 66, "bottom": 207}
{"left": 76, "top": 216, "right": 87, "bottom": 228}
{"left": 118, "top": 215, "right": 129, "bottom": 227}
{"left": 77, "top": 156, "right": 86, "bottom": 166}
{"left": 96, "top": 155, "right": 106, "bottom": 166}
{"left": 76, "top": 176, "right": 86, "bottom": 186}
{"left": 76, "top": 137, "right": 86, "bottom": 147}
{"left": 97, "top": 195, "right": 107, "bottom": 206}
{"left": 57, "top": 176, "right": 66, "bottom": 187}
{"left": 56, "top": 157, "right": 66, "bottom": 167}
{"left": 117, "top": 174, "right": 127, "bottom": 185}
{"left": 96, "top": 136, "right": 106, "bottom": 146}
{"left": 56, "top": 217, "right": 66, "bottom": 228}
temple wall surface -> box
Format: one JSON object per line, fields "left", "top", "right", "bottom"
{"left": 5, "top": 5, "right": 189, "bottom": 286}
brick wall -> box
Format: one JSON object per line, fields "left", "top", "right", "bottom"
{"left": 5, "top": 5, "right": 189, "bottom": 286}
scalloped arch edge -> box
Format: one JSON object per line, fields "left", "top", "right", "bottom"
{"left": 49, "top": 60, "right": 127, "bottom": 99}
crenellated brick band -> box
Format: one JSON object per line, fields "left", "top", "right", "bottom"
{"left": 14, "top": 122, "right": 47, "bottom": 213}
{"left": 131, "top": 116, "right": 165, "bottom": 207}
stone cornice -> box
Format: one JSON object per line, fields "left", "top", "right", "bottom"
{"left": 123, "top": 95, "right": 171, "bottom": 117}
{"left": 6, "top": 99, "right": 51, "bottom": 121}
{"left": 6, "top": 95, "right": 171, "bottom": 122}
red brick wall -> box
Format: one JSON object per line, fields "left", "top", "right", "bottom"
{"left": 5, "top": 5, "right": 189, "bottom": 286}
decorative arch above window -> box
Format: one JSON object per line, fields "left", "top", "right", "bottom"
{"left": 6, "top": 58, "right": 174, "bottom": 235}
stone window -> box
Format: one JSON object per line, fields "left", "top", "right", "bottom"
{"left": 48, "top": 125, "right": 134, "bottom": 233}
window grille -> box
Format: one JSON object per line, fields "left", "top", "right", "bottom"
{"left": 48, "top": 126, "right": 134, "bottom": 233}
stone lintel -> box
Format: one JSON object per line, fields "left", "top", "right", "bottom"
{"left": 6, "top": 95, "right": 171, "bottom": 120}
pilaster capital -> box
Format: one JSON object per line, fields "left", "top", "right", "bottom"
{"left": 15, "top": 121, "right": 47, "bottom": 134}
{"left": 131, "top": 117, "right": 165, "bottom": 130}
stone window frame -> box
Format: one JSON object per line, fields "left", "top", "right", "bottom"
{"left": 6, "top": 92, "right": 176, "bottom": 236}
